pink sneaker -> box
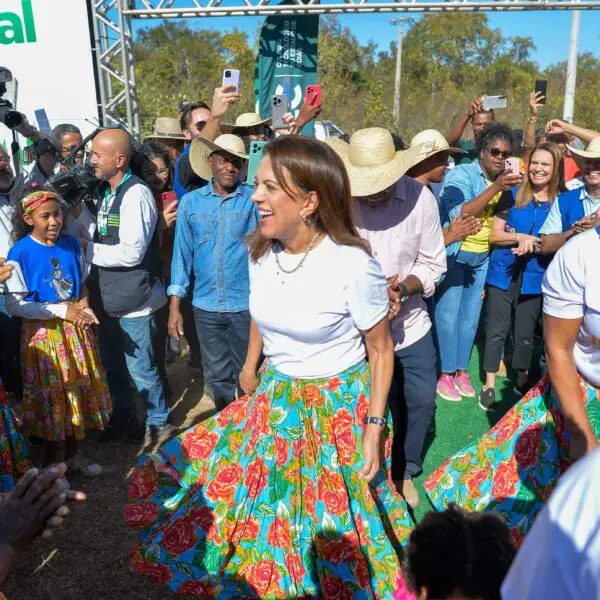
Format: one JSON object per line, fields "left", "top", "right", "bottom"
{"left": 454, "top": 371, "right": 476, "bottom": 398}
{"left": 436, "top": 374, "right": 461, "bottom": 402}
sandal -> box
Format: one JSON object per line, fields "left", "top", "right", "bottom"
{"left": 66, "top": 454, "right": 102, "bottom": 477}
{"left": 479, "top": 387, "right": 496, "bottom": 411}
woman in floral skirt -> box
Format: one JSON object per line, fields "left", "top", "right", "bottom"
{"left": 425, "top": 225, "right": 600, "bottom": 545}
{"left": 0, "top": 260, "right": 30, "bottom": 492}
{"left": 125, "top": 136, "right": 414, "bottom": 598}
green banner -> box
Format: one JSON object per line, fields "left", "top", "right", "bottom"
{"left": 254, "top": 12, "right": 319, "bottom": 137}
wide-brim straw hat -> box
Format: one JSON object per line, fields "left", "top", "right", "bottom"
{"left": 147, "top": 117, "right": 185, "bottom": 140}
{"left": 326, "top": 127, "right": 418, "bottom": 197}
{"left": 567, "top": 136, "right": 600, "bottom": 161}
{"left": 189, "top": 134, "right": 249, "bottom": 180}
{"left": 408, "top": 129, "right": 466, "bottom": 169}
{"left": 221, "top": 113, "right": 271, "bottom": 134}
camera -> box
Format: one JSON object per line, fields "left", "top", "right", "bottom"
{"left": 0, "top": 67, "right": 23, "bottom": 130}
{"left": 47, "top": 162, "right": 100, "bottom": 207}
{"left": 225, "top": 70, "right": 232, "bottom": 78}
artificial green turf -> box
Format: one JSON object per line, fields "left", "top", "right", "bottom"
{"left": 411, "top": 341, "right": 524, "bottom": 522}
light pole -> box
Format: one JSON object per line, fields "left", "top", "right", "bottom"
{"left": 563, "top": 9, "right": 580, "bottom": 123}
{"left": 390, "top": 17, "right": 414, "bottom": 125}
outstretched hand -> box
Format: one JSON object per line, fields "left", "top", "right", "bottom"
{"left": 0, "top": 464, "right": 86, "bottom": 552}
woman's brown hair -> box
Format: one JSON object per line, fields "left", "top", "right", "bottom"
{"left": 247, "top": 136, "right": 371, "bottom": 262}
{"left": 516, "top": 142, "right": 562, "bottom": 208}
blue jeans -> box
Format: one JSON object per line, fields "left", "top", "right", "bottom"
{"left": 97, "top": 312, "right": 170, "bottom": 428}
{"left": 434, "top": 249, "right": 489, "bottom": 373}
{"left": 193, "top": 309, "right": 250, "bottom": 410}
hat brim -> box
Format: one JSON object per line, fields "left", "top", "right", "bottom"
{"left": 567, "top": 144, "right": 600, "bottom": 161}
{"left": 147, "top": 133, "right": 186, "bottom": 141}
{"left": 220, "top": 117, "right": 271, "bottom": 135}
{"left": 328, "top": 140, "right": 420, "bottom": 197}
{"left": 406, "top": 146, "right": 466, "bottom": 171}
{"left": 189, "top": 137, "right": 249, "bottom": 180}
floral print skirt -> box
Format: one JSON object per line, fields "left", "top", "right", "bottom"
{"left": 21, "top": 318, "right": 112, "bottom": 442}
{"left": 125, "top": 360, "right": 414, "bottom": 599}
{"left": 424, "top": 374, "right": 600, "bottom": 546}
{"left": 0, "top": 379, "right": 30, "bottom": 492}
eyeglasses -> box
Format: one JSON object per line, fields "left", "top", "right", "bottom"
{"left": 486, "top": 148, "right": 512, "bottom": 159}
{"left": 143, "top": 167, "right": 170, "bottom": 178}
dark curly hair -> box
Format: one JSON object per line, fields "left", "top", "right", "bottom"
{"left": 402, "top": 504, "right": 516, "bottom": 600}
{"left": 131, "top": 140, "right": 173, "bottom": 190}
{"left": 11, "top": 184, "right": 65, "bottom": 244}
{"left": 475, "top": 122, "right": 515, "bottom": 155}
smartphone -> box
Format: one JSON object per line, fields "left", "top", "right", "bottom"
{"left": 161, "top": 191, "right": 177, "bottom": 210}
{"left": 505, "top": 158, "right": 520, "bottom": 177}
{"left": 534, "top": 80, "right": 547, "bottom": 104}
{"left": 482, "top": 95, "right": 507, "bottom": 110}
{"left": 271, "top": 95, "right": 289, "bottom": 129}
{"left": 246, "top": 141, "right": 266, "bottom": 185}
{"left": 222, "top": 69, "right": 240, "bottom": 92}
{"left": 305, "top": 85, "right": 321, "bottom": 106}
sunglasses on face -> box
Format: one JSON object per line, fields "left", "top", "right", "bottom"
{"left": 486, "top": 148, "right": 512, "bottom": 159}
{"left": 194, "top": 121, "right": 207, "bottom": 132}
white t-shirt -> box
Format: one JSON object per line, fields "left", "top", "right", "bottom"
{"left": 501, "top": 447, "right": 600, "bottom": 600}
{"left": 249, "top": 235, "right": 389, "bottom": 379}
{"left": 542, "top": 227, "right": 600, "bottom": 387}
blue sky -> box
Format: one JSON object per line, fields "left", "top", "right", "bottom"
{"left": 131, "top": 11, "right": 599, "bottom": 69}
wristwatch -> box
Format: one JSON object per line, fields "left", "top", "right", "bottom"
{"left": 398, "top": 282, "right": 410, "bottom": 304}
{"left": 364, "top": 416, "right": 387, "bottom": 428}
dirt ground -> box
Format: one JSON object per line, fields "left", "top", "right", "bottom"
{"left": 4, "top": 356, "right": 215, "bottom": 600}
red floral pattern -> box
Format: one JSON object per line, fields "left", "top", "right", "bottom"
{"left": 127, "top": 361, "right": 413, "bottom": 597}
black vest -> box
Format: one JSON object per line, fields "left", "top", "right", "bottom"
{"left": 94, "top": 174, "right": 160, "bottom": 316}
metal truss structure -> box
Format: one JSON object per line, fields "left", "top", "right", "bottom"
{"left": 90, "top": 0, "right": 599, "bottom": 136}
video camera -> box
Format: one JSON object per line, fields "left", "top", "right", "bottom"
{"left": 47, "top": 128, "right": 103, "bottom": 207}
{"left": 0, "top": 67, "right": 23, "bottom": 130}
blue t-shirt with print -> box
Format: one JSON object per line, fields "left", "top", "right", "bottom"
{"left": 7, "top": 234, "right": 83, "bottom": 303}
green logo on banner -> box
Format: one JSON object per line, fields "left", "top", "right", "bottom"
{"left": 255, "top": 11, "right": 319, "bottom": 137}
{"left": 0, "top": 0, "right": 37, "bottom": 45}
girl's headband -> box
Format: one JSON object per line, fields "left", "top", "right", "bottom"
{"left": 21, "top": 190, "right": 59, "bottom": 216}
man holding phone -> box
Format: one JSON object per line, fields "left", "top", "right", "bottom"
{"left": 538, "top": 138, "right": 600, "bottom": 254}
{"left": 173, "top": 85, "right": 241, "bottom": 199}
{"left": 447, "top": 97, "right": 495, "bottom": 166}
{"left": 168, "top": 134, "right": 257, "bottom": 410}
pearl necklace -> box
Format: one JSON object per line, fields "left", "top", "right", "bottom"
{"left": 275, "top": 232, "right": 322, "bottom": 277}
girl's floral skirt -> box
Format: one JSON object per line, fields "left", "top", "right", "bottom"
{"left": 0, "top": 379, "right": 30, "bottom": 492}
{"left": 21, "top": 319, "right": 112, "bottom": 442}
{"left": 424, "top": 374, "right": 600, "bottom": 546}
{"left": 125, "top": 360, "right": 414, "bottom": 599}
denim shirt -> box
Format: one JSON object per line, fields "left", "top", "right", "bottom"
{"left": 439, "top": 160, "right": 490, "bottom": 266}
{"left": 168, "top": 179, "right": 258, "bottom": 313}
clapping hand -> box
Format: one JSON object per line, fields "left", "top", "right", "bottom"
{"left": 512, "top": 234, "right": 541, "bottom": 256}
{"left": 0, "top": 259, "right": 13, "bottom": 285}
{"left": 571, "top": 212, "right": 598, "bottom": 234}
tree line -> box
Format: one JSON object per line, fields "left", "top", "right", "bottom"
{"left": 133, "top": 14, "right": 600, "bottom": 139}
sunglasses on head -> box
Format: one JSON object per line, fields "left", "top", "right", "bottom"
{"left": 486, "top": 148, "right": 512, "bottom": 159}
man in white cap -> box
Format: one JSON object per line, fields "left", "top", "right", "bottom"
{"left": 406, "top": 129, "right": 482, "bottom": 248}
{"left": 329, "top": 128, "right": 446, "bottom": 507}
{"left": 538, "top": 136, "right": 600, "bottom": 254}
{"left": 168, "top": 134, "right": 257, "bottom": 410}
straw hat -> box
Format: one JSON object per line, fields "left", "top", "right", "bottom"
{"left": 147, "top": 117, "right": 185, "bottom": 140}
{"left": 567, "top": 136, "right": 600, "bottom": 161}
{"left": 408, "top": 129, "right": 466, "bottom": 168}
{"left": 189, "top": 134, "right": 249, "bottom": 180}
{"left": 326, "top": 127, "right": 418, "bottom": 197}
{"left": 221, "top": 113, "right": 271, "bottom": 134}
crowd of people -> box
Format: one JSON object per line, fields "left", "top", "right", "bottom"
{"left": 0, "top": 81, "right": 598, "bottom": 599}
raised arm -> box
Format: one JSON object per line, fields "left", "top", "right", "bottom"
{"left": 447, "top": 97, "right": 482, "bottom": 147}
{"left": 200, "top": 86, "right": 241, "bottom": 142}
{"left": 546, "top": 119, "right": 600, "bottom": 145}
{"left": 524, "top": 92, "right": 545, "bottom": 161}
